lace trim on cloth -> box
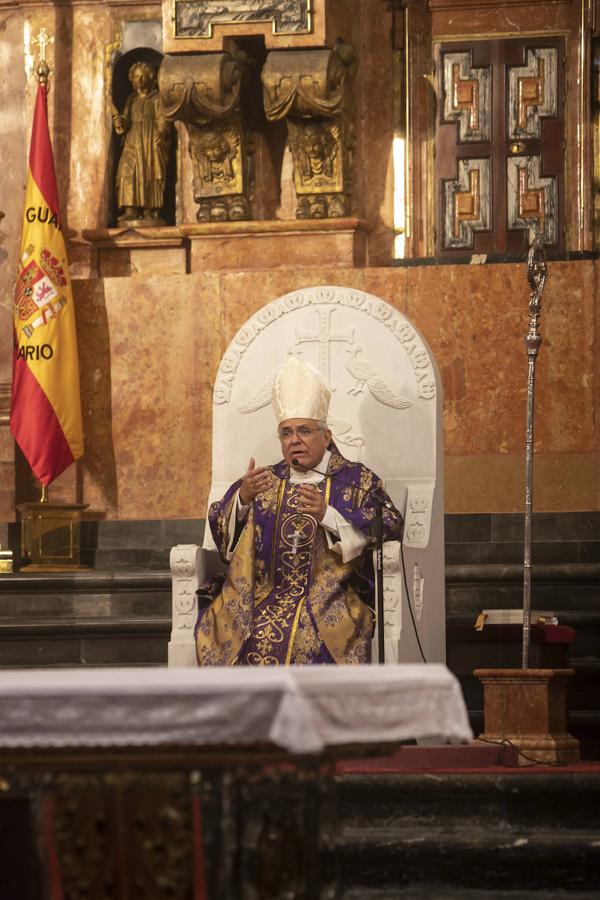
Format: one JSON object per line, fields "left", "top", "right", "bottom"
{"left": 0, "top": 665, "right": 472, "bottom": 754}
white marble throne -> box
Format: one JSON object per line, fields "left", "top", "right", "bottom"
{"left": 169, "top": 286, "right": 445, "bottom": 667}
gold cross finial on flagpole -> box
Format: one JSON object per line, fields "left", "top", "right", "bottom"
{"left": 32, "top": 27, "right": 54, "bottom": 84}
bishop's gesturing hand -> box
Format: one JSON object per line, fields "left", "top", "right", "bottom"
{"left": 239, "top": 458, "right": 270, "bottom": 505}
{"left": 297, "top": 484, "right": 326, "bottom": 522}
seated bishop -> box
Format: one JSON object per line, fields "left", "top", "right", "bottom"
{"left": 195, "top": 357, "right": 404, "bottom": 666}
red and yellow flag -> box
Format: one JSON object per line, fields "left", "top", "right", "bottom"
{"left": 10, "top": 82, "right": 83, "bottom": 486}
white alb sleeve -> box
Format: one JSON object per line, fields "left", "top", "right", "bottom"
{"left": 321, "top": 505, "right": 369, "bottom": 563}
{"left": 223, "top": 490, "right": 250, "bottom": 560}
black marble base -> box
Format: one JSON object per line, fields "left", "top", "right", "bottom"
{"left": 1, "top": 765, "right": 599, "bottom": 900}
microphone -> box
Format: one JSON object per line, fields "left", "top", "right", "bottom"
{"left": 291, "top": 457, "right": 323, "bottom": 472}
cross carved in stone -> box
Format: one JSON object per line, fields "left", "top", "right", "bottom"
{"left": 294, "top": 308, "right": 354, "bottom": 387}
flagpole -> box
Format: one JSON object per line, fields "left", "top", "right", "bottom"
{"left": 33, "top": 28, "right": 53, "bottom": 508}
{"left": 12, "top": 27, "right": 87, "bottom": 568}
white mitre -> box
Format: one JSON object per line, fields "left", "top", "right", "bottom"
{"left": 272, "top": 357, "right": 331, "bottom": 423}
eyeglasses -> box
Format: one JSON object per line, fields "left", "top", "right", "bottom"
{"left": 278, "top": 426, "right": 323, "bottom": 440}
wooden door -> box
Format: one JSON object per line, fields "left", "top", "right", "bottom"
{"left": 435, "top": 37, "right": 565, "bottom": 257}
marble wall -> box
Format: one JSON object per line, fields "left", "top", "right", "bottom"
{"left": 25, "top": 257, "right": 594, "bottom": 520}
{"left": 0, "top": 0, "right": 597, "bottom": 521}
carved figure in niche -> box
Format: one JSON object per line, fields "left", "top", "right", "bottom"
{"left": 113, "top": 62, "right": 172, "bottom": 225}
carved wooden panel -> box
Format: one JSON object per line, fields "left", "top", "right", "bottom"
{"left": 50, "top": 774, "right": 195, "bottom": 899}
{"left": 593, "top": 36, "right": 600, "bottom": 249}
{"left": 443, "top": 158, "right": 491, "bottom": 249}
{"left": 441, "top": 51, "right": 491, "bottom": 142}
{"left": 435, "top": 38, "right": 564, "bottom": 256}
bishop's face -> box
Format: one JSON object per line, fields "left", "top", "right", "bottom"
{"left": 278, "top": 418, "right": 332, "bottom": 472}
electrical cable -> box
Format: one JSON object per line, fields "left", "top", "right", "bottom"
{"left": 399, "top": 535, "right": 427, "bottom": 664}
{"left": 476, "top": 736, "right": 568, "bottom": 768}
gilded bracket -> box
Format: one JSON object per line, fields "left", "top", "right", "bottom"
{"left": 262, "top": 43, "right": 356, "bottom": 219}
{"left": 159, "top": 52, "right": 253, "bottom": 222}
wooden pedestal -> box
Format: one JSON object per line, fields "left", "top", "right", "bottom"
{"left": 474, "top": 668, "right": 580, "bottom": 765}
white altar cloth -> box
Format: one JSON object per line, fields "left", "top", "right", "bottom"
{"left": 0, "top": 664, "right": 472, "bottom": 755}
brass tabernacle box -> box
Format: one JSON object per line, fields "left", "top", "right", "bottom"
{"left": 0, "top": 544, "right": 13, "bottom": 574}
{"left": 18, "top": 502, "right": 88, "bottom": 571}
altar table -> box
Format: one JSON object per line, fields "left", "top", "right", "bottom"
{"left": 0, "top": 665, "right": 471, "bottom": 900}
{"left": 0, "top": 663, "right": 472, "bottom": 755}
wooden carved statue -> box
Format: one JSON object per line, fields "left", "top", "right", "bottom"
{"left": 113, "top": 61, "right": 172, "bottom": 226}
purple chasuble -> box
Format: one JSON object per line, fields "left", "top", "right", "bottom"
{"left": 196, "top": 445, "right": 404, "bottom": 667}
{"left": 238, "top": 478, "right": 335, "bottom": 665}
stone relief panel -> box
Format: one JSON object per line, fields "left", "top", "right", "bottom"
{"left": 403, "top": 489, "right": 433, "bottom": 551}
{"left": 172, "top": 0, "right": 311, "bottom": 39}
{"left": 441, "top": 51, "right": 491, "bottom": 143}
{"left": 507, "top": 155, "right": 557, "bottom": 245}
{"left": 382, "top": 542, "right": 402, "bottom": 628}
{"left": 412, "top": 563, "right": 424, "bottom": 623}
{"left": 170, "top": 545, "right": 201, "bottom": 661}
{"left": 442, "top": 158, "right": 491, "bottom": 249}
{"left": 507, "top": 47, "right": 558, "bottom": 141}
{"left": 214, "top": 287, "right": 437, "bottom": 413}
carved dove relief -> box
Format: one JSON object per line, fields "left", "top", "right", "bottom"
{"left": 345, "top": 347, "right": 412, "bottom": 409}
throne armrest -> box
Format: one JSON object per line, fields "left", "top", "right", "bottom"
{"left": 168, "top": 544, "right": 204, "bottom": 667}
{"left": 373, "top": 540, "right": 403, "bottom": 664}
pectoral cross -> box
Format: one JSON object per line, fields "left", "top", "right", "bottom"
{"left": 291, "top": 514, "right": 304, "bottom": 556}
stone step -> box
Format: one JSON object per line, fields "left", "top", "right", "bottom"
{"left": 337, "top": 773, "right": 600, "bottom": 826}
{"left": 339, "top": 830, "right": 600, "bottom": 892}
{"left": 0, "top": 562, "right": 598, "bottom": 754}
{"left": 336, "top": 773, "right": 600, "bottom": 895}
{"left": 445, "top": 563, "right": 600, "bottom": 618}
{"left": 343, "top": 886, "right": 600, "bottom": 900}
{"left": 0, "top": 570, "right": 170, "bottom": 666}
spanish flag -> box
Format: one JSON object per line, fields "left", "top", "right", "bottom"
{"left": 10, "top": 82, "right": 84, "bottom": 486}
